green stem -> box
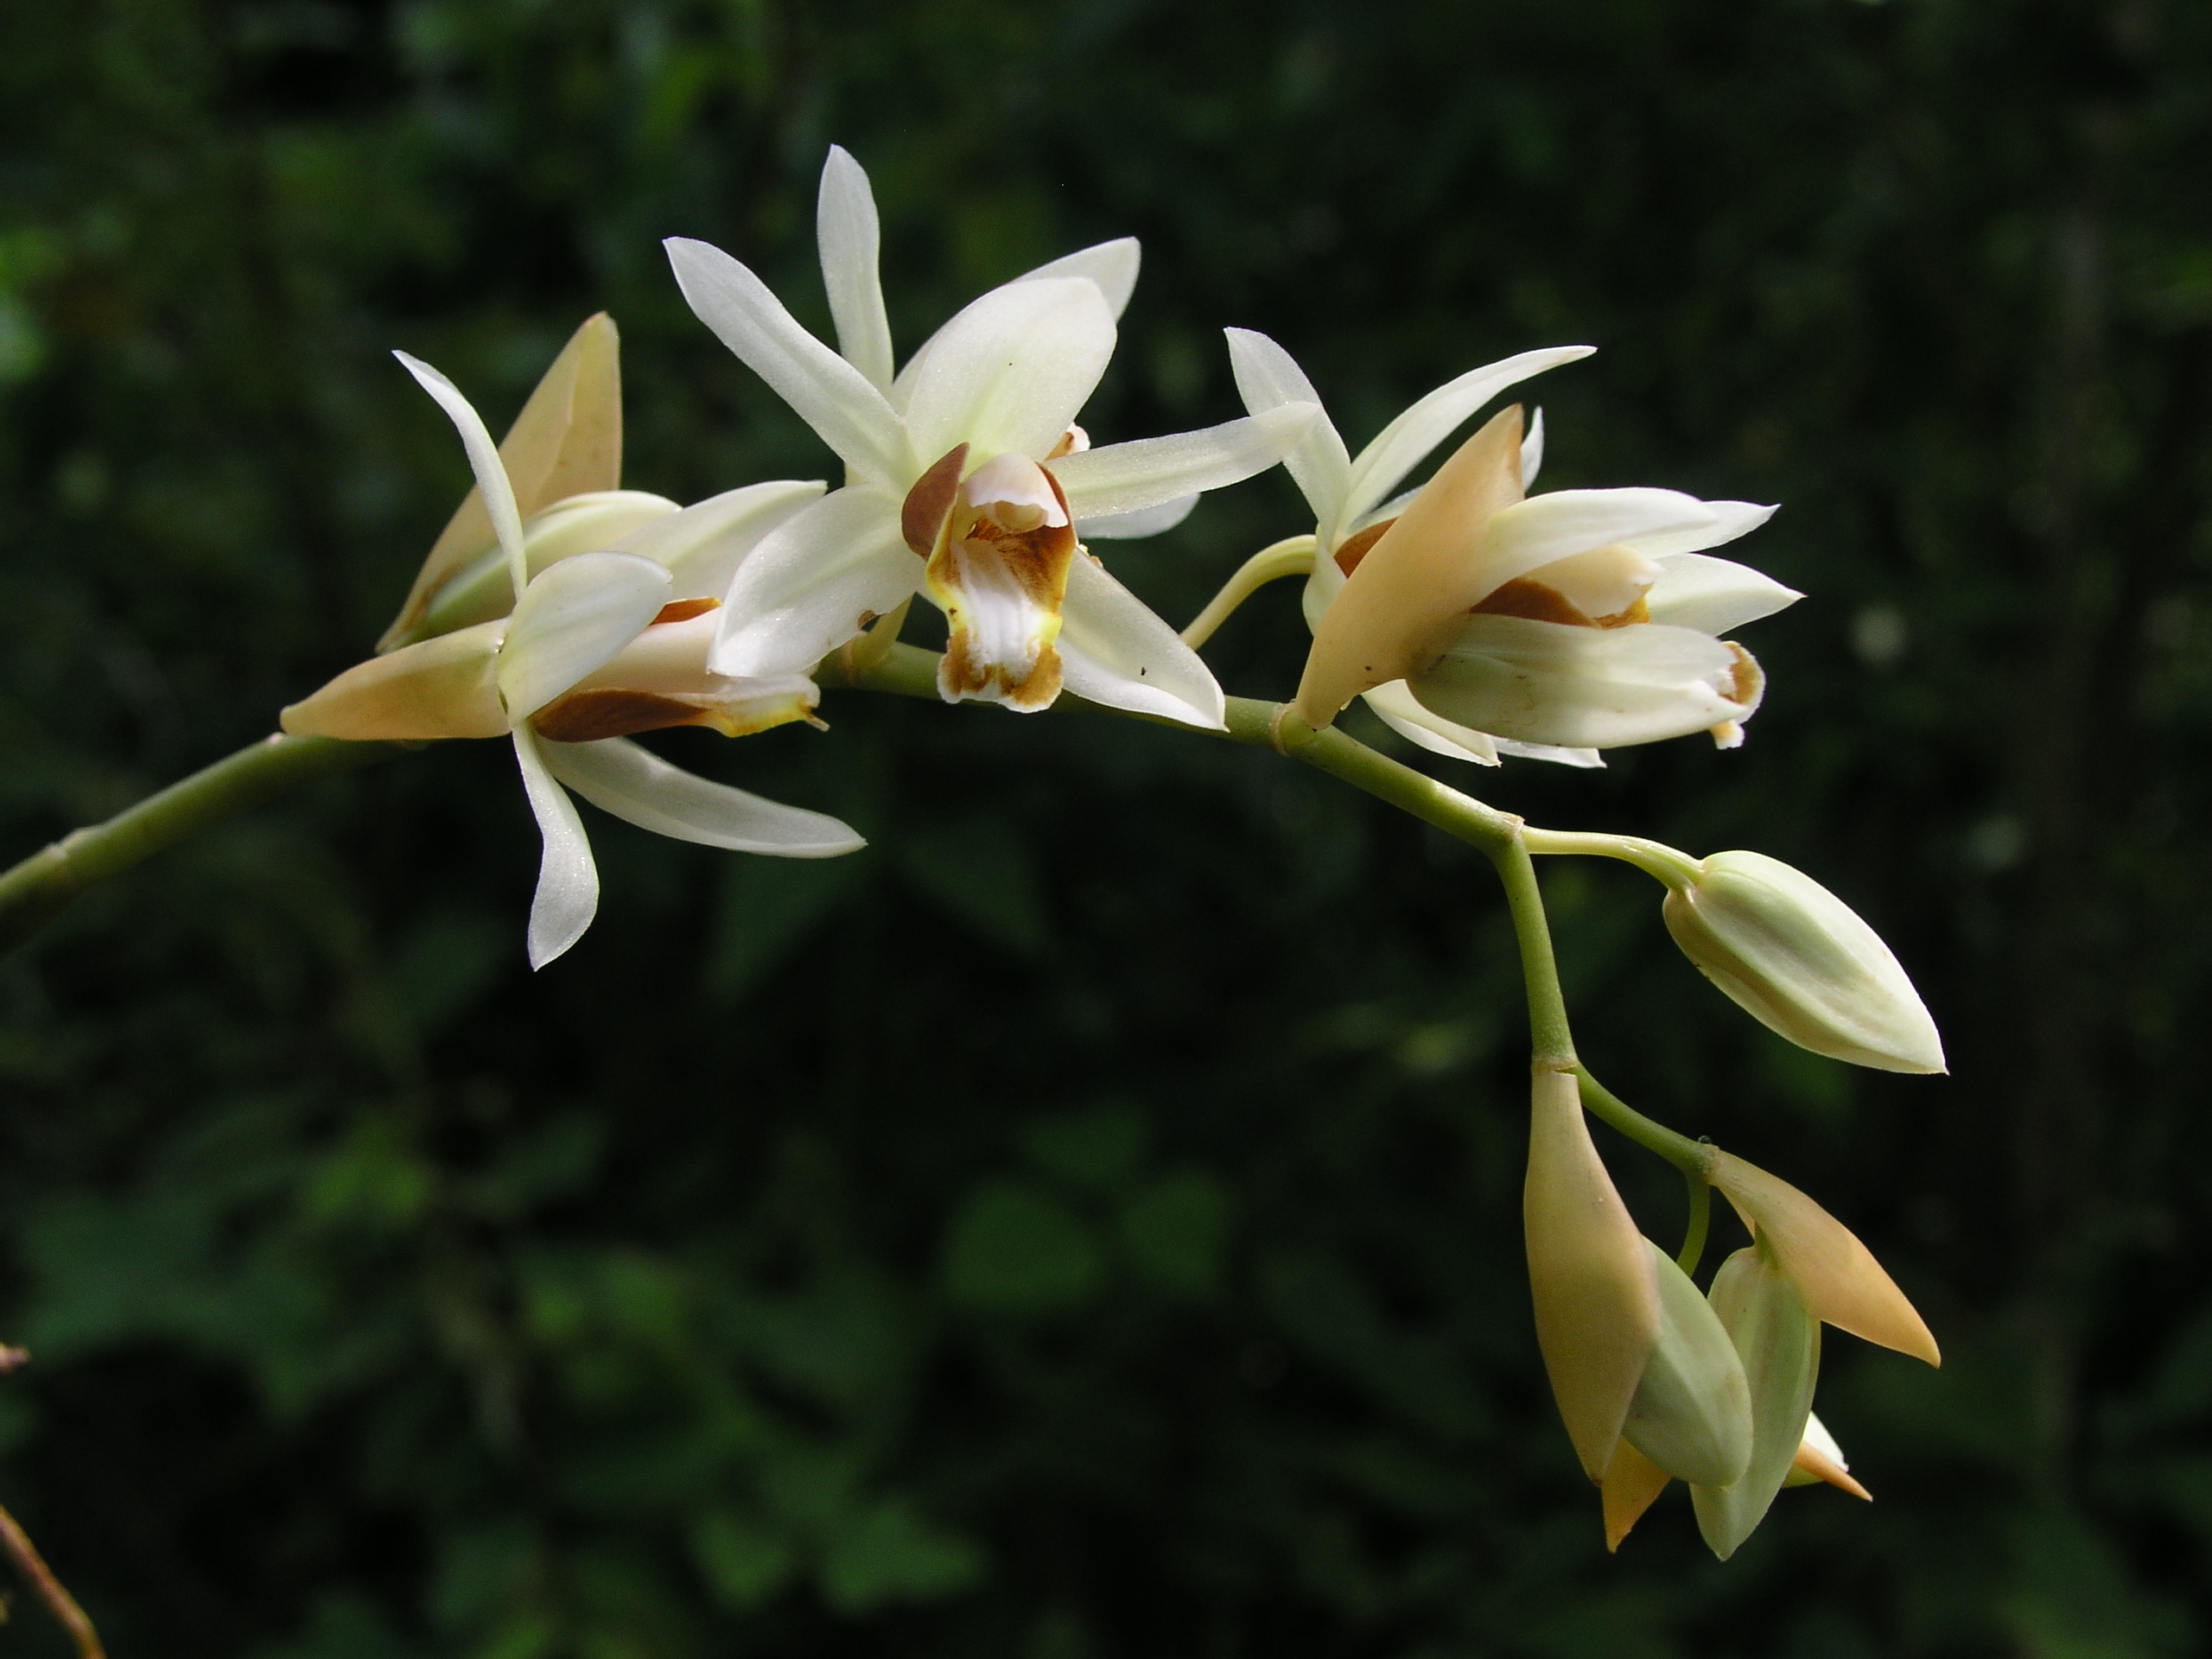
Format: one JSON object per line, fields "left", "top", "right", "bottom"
{"left": 1676, "top": 1165, "right": 1713, "bottom": 1276}
{"left": 1179, "top": 535, "right": 1317, "bottom": 648}
{"left": 1521, "top": 827, "right": 1703, "bottom": 888}
{"left": 1484, "top": 831, "right": 1577, "bottom": 1068}
{"left": 0, "top": 734, "right": 399, "bottom": 954}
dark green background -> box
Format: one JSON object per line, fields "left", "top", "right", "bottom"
{"left": 3, "top": 0, "right": 2209, "bottom": 1653}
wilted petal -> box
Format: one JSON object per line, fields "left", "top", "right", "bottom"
{"left": 1058, "top": 551, "right": 1227, "bottom": 729}
{"left": 1709, "top": 1152, "right": 1941, "bottom": 1364}
{"left": 712, "top": 487, "right": 919, "bottom": 679}
{"left": 1645, "top": 553, "right": 1803, "bottom": 634}
{"left": 396, "top": 351, "right": 529, "bottom": 602}
{"left": 1224, "top": 327, "right": 1352, "bottom": 528}
{"left": 817, "top": 145, "right": 896, "bottom": 393}
{"left": 1052, "top": 404, "right": 1320, "bottom": 521}
{"left": 280, "top": 621, "right": 509, "bottom": 741}
{"left": 1412, "top": 615, "right": 1752, "bottom": 750}
{"left": 1620, "top": 1241, "right": 1753, "bottom": 1488}
{"left": 543, "top": 737, "right": 867, "bottom": 855}
{"left": 1359, "top": 679, "right": 1500, "bottom": 766}
{"left": 664, "top": 237, "right": 910, "bottom": 489}
{"left": 511, "top": 725, "right": 599, "bottom": 969}
{"left": 616, "top": 480, "right": 827, "bottom": 601}
{"left": 1077, "top": 494, "right": 1198, "bottom": 541}
{"left": 1691, "top": 1247, "right": 1821, "bottom": 1560}
{"left": 1524, "top": 1067, "right": 1662, "bottom": 1482}
{"left": 901, "top": 277, "right": 1116, "bottom": 467}
{"left": 1339, "top": 346, "right": 1594, "bottom": 536}
{"left": 498, "top": 550, "right": 671, "bottom": 721}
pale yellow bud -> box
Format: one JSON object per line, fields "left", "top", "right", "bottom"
{"left": 1661, "top": 849, "right": 1944, "bottom": 1074}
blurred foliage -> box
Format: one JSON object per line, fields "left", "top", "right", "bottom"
{"left": 4, "top": 0, "right": 2212, "bottom": 1654}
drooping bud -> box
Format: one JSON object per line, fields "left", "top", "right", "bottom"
{"left": 1659, "top": 849, "right": 1944, "bottom": 1073}
{"left": 1619, "top": 1240, "right": 1753, "bottom": 1488}
{"left": 1709, "top": 1151, "right": 1940, "bottom": 1366}
{"left": 1690, "top": 1244, "right": 1820, "bottom": 1560}
{"left": 1522, "top": 1068, "right": 1662, "bottom": 1481}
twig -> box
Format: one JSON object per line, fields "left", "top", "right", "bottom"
{"left": 0, "top": 1498, "right": 103, "bottom": 1659}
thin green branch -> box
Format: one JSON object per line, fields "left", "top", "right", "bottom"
{"left": 1179, "top": 535, "right": 1317, "bottom": 648}
{"left": 0, "top": 1498, "right": 103, "bottom": 1659}
{"left": 1521, "top": 827, "right": 1702, "bottom": 888}
{"left": 1676, "top": 1164, "right": 1713, "bottom": 1276}
{"left": 1484, "top": 832, "right": 1577, "bottom": 1069}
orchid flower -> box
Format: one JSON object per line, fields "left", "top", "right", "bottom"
{"left": 1225, "top": 329, "right": 1802, "bottom": 766}
{"left": 662, "top": 147, "right": 1321, "bottom": 729}
{"left": 283, "top": 352, "right": 864, "bottom": 969}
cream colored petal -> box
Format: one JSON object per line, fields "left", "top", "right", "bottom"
{"left": 901, "top": 277, "right": 1116, "bottom": 467}
{"left": 1019, "top": 238, "right": 1141, "bottom": 319}
{"left": 511, "top": 724, "right": 599, "bottom": 970}
{"left": 1708, "top": 1152, "right": 1941, "bottom": 1364}
{"left": 1623, "top": 499, "right": 1777, "bottom": 559}
{"left": 1524, "top": 1068, "right": 1662, "bottom": 1482}
{"left": 817, "top": 145, "right": 896, "bottom": 393}
{"left": 613, "top": 479, "right": 828, "bottom": 601}
{"left": 396, "top": 351, "right": 529, "bottom": 602}
{"left": 1052, "top": 404, "right": 1319, "bottom": 522}
{"left": 416, "top": 490, "right": 683, "bottom": 641}
{"left": 1077, "top": 493, "right": 1198, "bottom": 541}
{"left": 1495, "top": 739, "right": 1605, "bottom": 769}
{"left": 543, "top": 737, "right": 866, "bottom": 855}
{"left": 1521, "top": 543, "right": 1664, "bottom": 620}
{"left": 1476, "top": 489, "right": 1719, "bottom": 601}
{"left": 1521, "top": 406, "right": 1547, "bottom": 490}
{"left": 1359, "top": 680, "right": 1500, "bottom": 766}
{"left": 381, "top": 315, "right": 622, "bottom": 652}
{"left": 711, "top": 486, "right": 918, "bottom": 679}
{"left": 279, "top": 621, "right": 509, "bottom": 741}
{"left": 1224, "top": 327, "right": 1352, "bottom": 528}
{"left": 664, "top": 237, "right": 911, "bottom": 489}
{"left": 498, "top": 550, "right": 671, "bottom": 721}
{"left": 1645, "top": 554, "right": 1803, "bottom": 634}
{"left": 1691, "top": 1247, "right": 1821, "bottom": 1560}
{"left": 1058, "top": 551, "right": 1226, "bottom": 729}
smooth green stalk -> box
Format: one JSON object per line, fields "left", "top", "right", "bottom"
{"left": 1677, "top": 1163, "right": 1713, "bottom": 1276}
{"left": 1522, "top": 827, "right": 1704, "bottom": 888}
{"left": 1179, "top": 535, "right": 1317, "bottom": 648}
{"left": 1485, "top": 832, "right": 1578, "bottom": 1069}
{"left": 0, "top": 734, "right": 399, "bottom": 953}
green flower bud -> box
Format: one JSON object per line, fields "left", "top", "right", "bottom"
{"left": 1661, "top": 849, "right": 1944, "bottom": 1074}
{"left": 1691, "top": 1245, "right": 1821, "bottom": 1560}
{"left": 1620, "top": 1240, "right": 1752, "bottom": 1488}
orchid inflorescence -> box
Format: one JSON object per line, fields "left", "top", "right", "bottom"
{"left": 0, "top": 146, "right": 1948, "bottom": 1567}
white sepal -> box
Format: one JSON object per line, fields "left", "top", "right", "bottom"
{"left": 1413, "top": 615, "right": 1748, "bottom": 749}
{"left": 711, "top": 486, "right": 918, "bottom": 678}
{"left": 1475, "top": 487, "right": 1719, "bottom": 599}
{"left": 1077, "top": 494, "right": 1198, "bottom": 540}
{"left": 900, "top": 276, "right": 1116, "bottom": 467}
{"left": 613, "top": 479, "right": 827, "bottom": 601}
{"left": 395, "top": 351, "right": 530, "bottom": 602}
{"left": 1495, "top": 738, "right": 1605, "bottom": 769}
{"left": 1018, "top": 238, "right": 1141, "bottom": 319}
{"left": 1338, "top": 345, "right": 1594, "bottom": 540}
{"left": 1224, "top": 327, "right": 1352, "bottom": 527}
{"left": 1624, "top": 499, "right": 1777, "bottom": 559}
{"left": 1645, "top": 553, "right": 1803, "bottom": 634}
{"left": 817, "top": 145, "right": 896, "bottom": 393}
{"left": 511, "top": 724, "right": 600, "bottom": 969}
{"left": 542, "top": 737, "right": 867, "bottom": 855}
{"left": 1058, "top": 551, "right": 1227, "bottom": 729}
{"left": 1052, "top": 403, "right": 1320, "bottom": 522}
{"left": 663, "top": 237, "right": 911, "bottom": 490}
{"left": 498, "top": 550, "right": 671, "bottom": 721}
{"left": 1358, "top": 679, "right": 1500, "bottom": 766}
{"left": 1521, "top": 407, "right": 1546, "bottom": 489}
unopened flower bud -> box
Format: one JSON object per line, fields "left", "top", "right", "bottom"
{"left": 1661, "top": 849, "right": 1944, "bottom": 1074}
{"left": 1784, "top": 1410, "right": 1871, "bottom": 1499}
{"left": 1690, "top": 1244, "right": 1820, "bottom": 1561}
{"left": 1619, "top": 1240, "right": 1752, "bottom": 1489}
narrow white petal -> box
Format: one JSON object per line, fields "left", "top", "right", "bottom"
{"left": 1058, "top": 552, "right": 1226, "bottom": 729}
{"left": 543, "top": 736, "right": 868, "bottom": 855}
{"left": 664, "top": 237, "right": 910, "bottom": 487}
{"left": 1052, "top": 404, "right": 1319, "bottom": 522}
{"left": 1645, "top": 553, "right": 1804, "bottom": 634}
{"left": 817, "top": 145, "right": 896, "bottom": 393}
{"left": 1359, "top": 680, "right": 1499, "bottom": 765}
{"left": 1414, "top": 615, "right": 1747, "bottom": 749}
{"left": 499, "top": 550, "right": 671, "bottom": 720}
{"left": 1495, "top": 738, "right": 1605, "bottom": 769}
{"left": 901, "top": 277, "right": 1116, "bottom": 465}
{"left": 396, "top": 351, "right": 528, "bottom": 601}
{"left": 1521, "top": 407, "right": 1547, "bottom": 489}
{"left": 1077, "top": 494, "right": 1198, "bottom": 541}
{"left": 1341, "top": 345, "right": 1595, "bottom": 534}
{"left": 1477, "top": 488, "right": 1719, "bottom": 597}
{"left": 1020, "top": 238, "right": 1141, "bottom": 319}
{"left": 614, "top": 479, "right": 828, "bottom": 600}
{"left": 712, "top": 486, "right": 919, "bottom": 677}
{"left": 1622, "top": 499, "right": 1777, "bottom": 559}
{"left": 1224, "top": 328, "right": 1352, "bottom": 529}
{"left": 512, "top": 726, "right": 599, "bottom": 969}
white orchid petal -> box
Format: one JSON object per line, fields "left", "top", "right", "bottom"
{"left": 664, "top": 237, "right": 909, "bottom": 488}
{"left": 1478, "top": 487, "right": 1719, "bottom": 597}
{"left": 1521, "top": 407, "right": 1547, "bottom": 490}
{"left": 613, "top": 480, "right": 828, "bottom": 601}
{"left": 817, "top": 146, "right": 896, "bottom": 393}
{"left": 1077, "top": 493, "right": 1198, "bottom": 541}
{"left": 1020, "top": 238, "right": 1141, "bottom": 319}
{"left": 511, "top": 726, "right": 599, "bottom": 969}
{"left": 1494, "top": 738, "right": 1605, "bottom": 769}
{"left": 1645, "top": 553, "right": 1804, "bottom": 634}
{"left": 1360, "top": 680, "right": 1499, "bottom": 765}
{"left": 542, "top": 736, "right": 867, "bottom": 855}
{"left": 499, "top": 550, "right": 672, "bottom": 720}
{"left": 1058, "top": 552, "right": 1226, "bottom": 729}
{"left": 395, "top": 352, "right": 529, "bottom": 601}
{"left": 1052, "top": 404, "right": 1319, "bottom": 522}
{"left": 1341, "top": 345, "right": 1595, "bottom": 535}
{"left": 901, "top": 277, "right": 1116, "bottom": 465}
{"left": 1623, "top": 499, "right": 1777, "bottom": 559}
{"left": 712, "top": 486, "right": 918, "bottom": 678}
{"left": 1413, "top": 615, "right": 1750, "bottom": 748}
{"left": 1224, "top": 327, "right": 1353, "bottom": 529}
